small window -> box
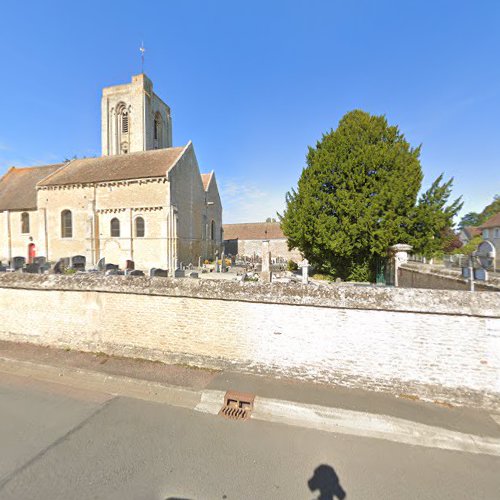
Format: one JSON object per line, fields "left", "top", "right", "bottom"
{"left": 483, "top": 229, "right": 489, "bottom": 239}
{"left": 21, "top": 212, "right": 30, "bottom": 234}
{"left": 211, "top": 220, "right": 215, "bottom": 240}
{"left": 135, "top": 217, "right": 145, "bottom": 238}
{"left": 122, "top": 112, "right": 129, "bottom": 134}
{"left": 495, "top": 228, "right": 500, "bottom": 238}
{"left": 61, "top": 210, "right": 72, "bottom": 238}
{"left": 110, "top": 218, "right": 120, "bottom": 237}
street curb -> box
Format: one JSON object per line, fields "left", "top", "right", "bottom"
{"left": 1, "top": 356, "right": 500, "bottom": 457}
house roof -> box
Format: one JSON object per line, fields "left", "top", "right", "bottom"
{"left": 0, "top": 164, "right": 63, "bottom": 211}
{"left": 480, "top": 212, "right": 500, "bottom": 229}
{"left": 223, "top": 222, "right": 285, "bottom": 240}
{"left": 462, "top": 226, "right": 481, "bottom": 239}
{"left": 38, "top": 146, "right": 186, "bottom": 187}
{"left": 201, "top": 172, "right": 213, "bottom": 191}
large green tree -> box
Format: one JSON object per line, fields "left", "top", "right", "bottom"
{"left": 280, "top": 110, "right": 461, "bottom": 281}
{"left": 410, "top": 174, "right": 463, "bottom": 256}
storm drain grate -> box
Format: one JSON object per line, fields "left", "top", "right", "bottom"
{"left": 219, "top": 390, "right": 255, "bottom": 420}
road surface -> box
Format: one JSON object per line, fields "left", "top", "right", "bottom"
{"left": 1, "top": 369, "right": 499, "bottom": 499}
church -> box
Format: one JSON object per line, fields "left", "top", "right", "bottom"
{"left": 0, "top": 74, "right": 223, "bottom": 271}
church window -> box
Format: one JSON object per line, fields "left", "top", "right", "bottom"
{"left": 135, "top": 217, "right": 145, "bottom": 237}
{"left": 154, "top": 112, "right": 162, "bottom": 148}
{"left": 21, "top": 212, "right": 30, "bottom": 234}
{"left": 211, "top": 220, "right": 215, "bottom": 240}
{"left": 122, "top": 112, "right": 129, "bottom": 134}
{"left": 110, "top": 218, "right": 120, "bottom": 237}
{"left": 61, "top": 210, "right": 72, "bottom": 238}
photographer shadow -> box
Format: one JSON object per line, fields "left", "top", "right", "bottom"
{"left": 308, "top": 464, "right": 346, "bottom": 500}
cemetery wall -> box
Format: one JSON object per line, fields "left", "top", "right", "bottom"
{"left": 0, "top": 274, "right": 498, "bottom": 409}
{"left": 399, "top": 262, "right": 500, "bottom": 292}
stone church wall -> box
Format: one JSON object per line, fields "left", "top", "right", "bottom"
{"left": 0, "top": 209, "right": 42, "bottom": 264}
{"left": 0, "top": 273, "right": 498, "bottom": 410}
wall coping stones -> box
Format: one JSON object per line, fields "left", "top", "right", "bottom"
{"left": 0, "top": 273, "right": 498, "bottom": 318}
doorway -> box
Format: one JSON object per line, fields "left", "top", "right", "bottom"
{"left": 28, "top": 243, "right": 36, "bottom": 264}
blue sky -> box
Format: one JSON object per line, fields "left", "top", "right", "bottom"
{"left": 0, "top": 0, "right": 499, "bottom": 223}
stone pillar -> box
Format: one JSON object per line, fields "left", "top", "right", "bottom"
{"left": 387, "top": 244, "right": 413, "bottom": 287}
{"left": 299, "top": 258, "right": 310, "bottom": 285}
{"left": 261, "top": 239, "right": 272, "bottom": 283}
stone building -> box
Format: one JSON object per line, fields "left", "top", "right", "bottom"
{"left": 480, "top": 212, "right": 500, "bottom": 267}
{"left": 0, "top": 74, "right": 222, "bottom": 270}
{"left": 223, "top": 222, "right": 301, "bottom": 262}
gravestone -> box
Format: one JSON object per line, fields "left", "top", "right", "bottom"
{"left": 150, "top": 268, "right": 168, "bottom": 278}
{"left": 12, "top": 256, "right": 25, "bottom": 271}
{"left": 39, "top": 263, "right": 51, "bottom": 274}
{"left": 174, "top": 269, "right": 185, "bottom": 278}
{"left": 97, "top": 258, "right": 106, "bottom": 271}
{"left": 105, "top": 263, "right": 119, "bottom": 271}
{"left": 260, "top": 240, "right": 272, "bottom": 283}
{"left": 187, "top": 271, "right": 199, "bottom": 279}
{"left": 129, "top": 270, "right": 145, "bottom": 277}
{"left": 53, "top": 259, "right": 65, "bottom": 274}
{"left": 25, "top": 263, "right": 40, "bottom": 274}
{"left": 299, "top": 258, "right": 310, "bottom": 285}
{"left": 125, "top": 260, "right": 135, "bottom": 271}
{"left": 71, "top": 255, "right": 86, "bottom": 271}
{"left": 105, "top": 269, "right": 124, "bottom": 276}
{"left": 0, "top": 265, "right": 7, "bottom": 272}
{"left": 33, "top": 256, "right": 46, "bottom": 266}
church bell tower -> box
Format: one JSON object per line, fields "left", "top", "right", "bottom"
{"left": 101, "top": 74, "right": 173, "bottom": 156}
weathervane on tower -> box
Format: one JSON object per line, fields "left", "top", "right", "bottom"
{"left": 140, "top": 42, "right": 146, "bottom": 73}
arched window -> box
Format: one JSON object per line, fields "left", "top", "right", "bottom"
{"left": 21, "top": 212, "right": 30, "bottom": 234}
{"left": 110, "top": 218, "right": 120, "bottom": 237}
{"left": 135, "top": 217, "right": 145, "bottom": 238}
{"left": 61, "top": 210, "right": 72, "bottom": 238}
{"left": 122, "top": 112, "right": 129, "bottom": 134}
{"left": 211, "top": 220, "right": 215, "bottom": 240}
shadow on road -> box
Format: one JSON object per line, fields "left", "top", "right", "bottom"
{"left": 308, "top": 464, "right": 346, "bottom": 499}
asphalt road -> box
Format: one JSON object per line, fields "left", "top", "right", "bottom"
{"left": 1, "top": 373, "right": 499, "bottom": 500}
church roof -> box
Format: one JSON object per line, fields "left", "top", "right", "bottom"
{"left": 0, "top": 164, "right": 63, "bottom": 211}
{"left": 201, "top": 172, "right": 213, "bottom": 191}
{"left": 223, "top": 222, "right": 285, "bottom": 241}
{"left": 38, "top": 146, "right": 186, "bottom": 187}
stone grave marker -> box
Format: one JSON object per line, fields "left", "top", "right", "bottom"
{"left": 299, "top": 258, "right": 310, "bottom": 285}
{"left": 25, "top": 263, "right": 40, "bottom": 274}
{"left": 150, "top": 268, "right": 168, "bottom": 278}
{"left": 12, "top": 256, "right": 26, "bottom": 271}
{"left": 71, "top": 255, "right": 86, "bottom": 271}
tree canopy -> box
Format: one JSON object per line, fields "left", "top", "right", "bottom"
{"left": 279, "top": 110, "right": 462, "bottom": 281}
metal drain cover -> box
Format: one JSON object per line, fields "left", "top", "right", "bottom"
{"left": 219, "top": 390, "right": 255, "bottom": 420}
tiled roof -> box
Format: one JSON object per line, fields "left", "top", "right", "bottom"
{"left": 462, "top": 226, "right": 481, "bottom": 238}
{"left": 480, "top": 212, "right": 500, "bottom": 229}
{"left": 0, "top": 164, "right": 63, "bottom": 211}
{"left": 38, "top": 146, "right": 186, "bottom": 187}
{"left": 223, "top": 222, "right": 285, "bottom": 240}
{"left": 201, "top": 172, "right": 213, "bottom": 191}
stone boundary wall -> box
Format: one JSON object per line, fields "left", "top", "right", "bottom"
{"left": 0, "top": 274, "right": 499, "bottom": 409}
{"left": 399, "top": 262, "right": 500, "bottom": 292}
